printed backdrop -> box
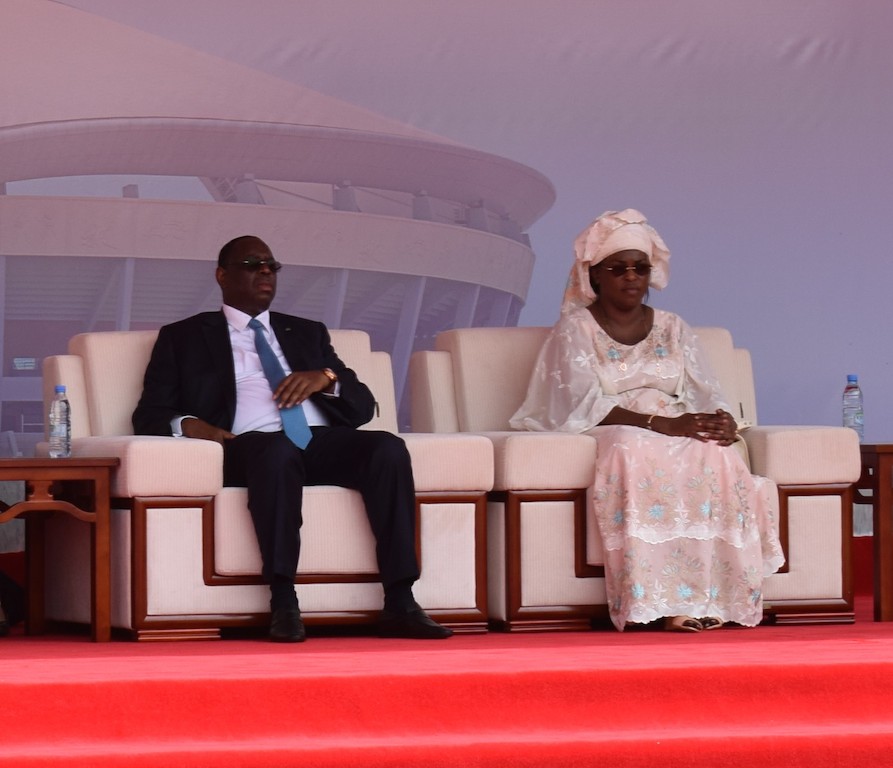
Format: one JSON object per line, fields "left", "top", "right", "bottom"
{"left": 9, "top": 0, "right": 893, "bottom": 437}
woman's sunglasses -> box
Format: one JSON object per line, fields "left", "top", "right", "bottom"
{"left": 600, "top": 263, "right": 652, "bottom": 277}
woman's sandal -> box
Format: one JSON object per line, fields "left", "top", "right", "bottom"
{"left": 700, "top": 617, "right": 724, "bottom": 631}
{"left": 665, "top": 616, "right": 703, "bottom": 633}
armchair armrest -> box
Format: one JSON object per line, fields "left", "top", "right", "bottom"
{"left": 740, "top": 425, "right": 861, "bottom": 485}
{"left": 69, "top": 435, "right": 223, "bottom": 497}
{"left": 401, "top": 433, "right": 493, "bottom": 492}
{"left": 482, "top": 431, "right": 597, "bottom": 491}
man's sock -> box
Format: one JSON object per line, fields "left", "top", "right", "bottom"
{"left": 270, "top": 577, "right": 299, "bottom": 612}
{"left": 383, "top": 579, "right": 417, "bottom": 613}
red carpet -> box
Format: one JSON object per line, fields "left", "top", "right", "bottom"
{"left": 3, "top": 598, "right": 893, "bottom": 767}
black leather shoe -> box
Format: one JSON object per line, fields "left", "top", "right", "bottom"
{"left": 378, "top": 607, "right": 454, "bottom": 639}
{"left": 269, "top": 607, "right": 306, "bottom": 643}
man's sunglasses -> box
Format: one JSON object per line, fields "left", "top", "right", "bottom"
{"left": 230, "top": 258, "right": 283, "bottom": 273}
{"left": 599, "top": 263, "right": 652, "bottom": 278}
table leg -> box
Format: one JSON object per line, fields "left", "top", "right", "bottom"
{"left": 92, "top": 477, "right": 112, "bottom": 642}
{"left": 24, "top": 516, "right": 46, "bottom": 635}
{"left": 873, "top": 454, "right": 893, "bottom": 621}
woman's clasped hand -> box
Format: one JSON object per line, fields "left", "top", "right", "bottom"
{"left": 658, "top": 410, "right": 737, "bottom": 445}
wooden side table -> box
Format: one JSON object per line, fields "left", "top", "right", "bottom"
{"left": 855, "top": 444, "right": 893, "bottom": 621}
{"left": 0, "top": 457, "right": 118, "bottom": 641}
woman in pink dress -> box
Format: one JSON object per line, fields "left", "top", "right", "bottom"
{"left": 510, "top": 209, "right": 784, "bottom": 632}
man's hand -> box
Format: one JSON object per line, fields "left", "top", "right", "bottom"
{"left": 181, "top": 417, "right": 235, "bottom": 445}
{"left": 272, "top": 371, "right": 333, "bottom": 408}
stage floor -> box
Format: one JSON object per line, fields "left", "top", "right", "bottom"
{"left": 3, "top": 596, "right": 893, "bottom": 768}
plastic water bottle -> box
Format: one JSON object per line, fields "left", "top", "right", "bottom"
{"left": 48, "top": 384, "right": 71, "bottom": 458}
{"left": 842, "top": 374, "right": 864, "bottom": 441}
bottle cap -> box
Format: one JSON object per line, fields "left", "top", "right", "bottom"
{"left": 54, "top": 384, "right": 66, "bottom": 394}
{"left": 847, "top": 374, "right": 858, "bottom": 383}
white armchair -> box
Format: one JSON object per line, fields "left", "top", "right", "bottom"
{"left": 42, "top": 329, "right": 493, "bottom": 639}
{"left": 410, "top": 326, "right": 860, "bottom": 630}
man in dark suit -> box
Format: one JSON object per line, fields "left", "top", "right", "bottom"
{"left": 133, "top": 235, "right": 452, "bottom": 642}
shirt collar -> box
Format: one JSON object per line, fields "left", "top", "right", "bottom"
{"left": 222, "top": 304, "right": 272, "bottom": 333}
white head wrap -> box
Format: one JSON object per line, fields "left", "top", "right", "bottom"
{"left": 562, "top": 208, "right": 670, "bottom": 312}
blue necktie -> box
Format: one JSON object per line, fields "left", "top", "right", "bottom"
{"left": 248, "top": 318, "right": 312, "bottom": 449}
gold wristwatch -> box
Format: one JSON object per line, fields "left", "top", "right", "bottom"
{"left": 322, "top": 368, "right": 338, "bottom": 383}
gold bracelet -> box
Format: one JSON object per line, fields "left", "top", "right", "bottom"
{"left": 646, "top": 414, "right": 656, "bottom": 430}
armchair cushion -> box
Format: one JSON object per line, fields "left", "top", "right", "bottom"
{"left": 71, "top": 330, "right": 159, "bottom": 437}
{"left": 435, "top": 327, "right": 550, "bottom": 432}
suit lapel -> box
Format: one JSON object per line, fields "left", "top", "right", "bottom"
{"left": 271, "top": 313, "right": 311, "bottom": 371}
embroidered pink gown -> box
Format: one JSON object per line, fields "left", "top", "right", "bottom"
{"left": 510, "top": 307, "right": 784, "bottom": 630}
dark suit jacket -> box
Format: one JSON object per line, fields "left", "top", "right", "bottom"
{"left": 132, "top": 310, "right": 376, "bottom": 436}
